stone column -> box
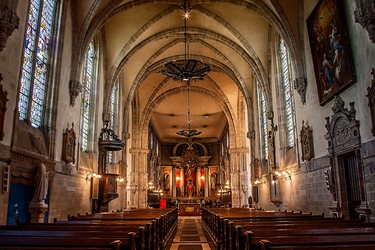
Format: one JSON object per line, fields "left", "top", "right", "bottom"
{"left": 229, "top": 148, "right": 246, "bottom": 208}
{"left": 129, "top": 148, "right": 148, "bottom": 208}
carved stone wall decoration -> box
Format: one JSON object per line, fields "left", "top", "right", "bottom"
{"left": 294, "top": 77, "right": 307, "bottom": 104}
{"left": 366, "top": 68, "right": 375, "bottom": 136}
{"left": 0, "top": 75, "right": 9, "bottom": 141}
{"left": 0, "top": 3, "right": 20, "bottom": 51}
{"left": 324, "top": 96, "right": 360, "bottom": 155}
{"left": 323, "top": 96, "right": 369, "bottom": 219}
{"left": 354, "top": 0, "right": 375, "bottom": 43}
{"left": 300, "top": 120, "right": 314, "bottom": 161}
{"left": 69, "top": 79, "right": 81, "bottom": 106}
{"left": 62, "top": 123, "right": 76, "bottom": 164}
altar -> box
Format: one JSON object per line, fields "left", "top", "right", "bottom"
{"left": 179, "top": 203, "right": 201, "bottom": 216}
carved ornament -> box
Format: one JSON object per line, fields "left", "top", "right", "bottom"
{"left": 69, "top": 80, "right": 81, "bottom": 106}
{"left": 300, "top": 120, "right": 314, "bottom": 162}
{"left": 354, "top": 0, "right": 375, "bottom": 43}
{"left": 62, "top": 123, "right": 76, "bottom": 164}
{"left": 0, "top": 74, "right": 8, "bottom": 140}
{"left": 0, "top": 6, "right": 20, "bottom": 51}
{"left": 324, "top": 96, "right": 360, "bottom": 156}
{"left": 294, "top": 77, "right": 307, "bottom": 104}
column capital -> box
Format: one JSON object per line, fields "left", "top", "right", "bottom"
{"left": 129, "top": 148, "right": 148, "bottom": 155}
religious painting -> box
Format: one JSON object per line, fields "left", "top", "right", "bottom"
{"left": 307, "top": 0, "right": 356, "bottom": 105}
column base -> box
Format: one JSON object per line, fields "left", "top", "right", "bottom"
{"left": 28, "top": 203, "right": 48, "bottom": 223}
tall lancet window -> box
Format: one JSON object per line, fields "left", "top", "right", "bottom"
{"left": 18, "top": 0, "right": 56, "bottom": 128}
{"left": 108, "top": 81, "right": 119, "bottom": 163}
{"left": 81, "top": 42, "right": 95, "bottom": 151}
{"left": 258, "top": 86, "right": 268, "bottom": 159}
{"left": 280, "top": 39, "right": 294, "bottom": 147}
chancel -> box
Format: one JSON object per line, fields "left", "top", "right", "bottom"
{"left": 1, "top": 0, "right": 375, "bottom": 249}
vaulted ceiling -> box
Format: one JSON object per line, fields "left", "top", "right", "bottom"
{"left": 75, "top": 0, "right": 300, "bottom": 143}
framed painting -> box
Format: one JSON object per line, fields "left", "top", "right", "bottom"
{"left": 307, "top": 0, "right": 356, "bottom": 105}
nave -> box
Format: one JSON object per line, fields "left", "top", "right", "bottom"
{"left": 168, "top": 217, "right": 213, "bottom": 250}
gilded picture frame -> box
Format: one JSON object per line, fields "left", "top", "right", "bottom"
{"left": 306, "top": 0, "right": 356, "bottom": 105}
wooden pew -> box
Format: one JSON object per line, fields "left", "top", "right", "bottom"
{"left": 0, "top": 234, "right": 129, "bottom": 250}
{"left": 202, "top": 208, "right": 325, "bottom": 250}
{"left": 203, "top": 207, "right": 375, "bottom": 250}
{"left": 256, "top": 234, "right": 375, "bottom": 250}
{"left": 0, "top": 208, "right": 177, "bottom": 250}
{"left": 67, "top": 207, "right": 178, "bottom": 250}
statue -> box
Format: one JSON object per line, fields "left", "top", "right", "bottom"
{"left": 187, "top": 179, "right": 194, "bottom": 197}
{"left": 30, "top": 162, "right": 48, "bottom": 205}
{"left": 210, "top": 173, "right": 217, "bottom": 191}
{"left": 163, "top": 173, "right": 170, "bottom": 192}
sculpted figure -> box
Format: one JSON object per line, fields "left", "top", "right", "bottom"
{"left": 31, "top": 162, "right": 48, "bottom": 205}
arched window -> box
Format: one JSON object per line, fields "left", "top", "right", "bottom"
{"left": 81, "top": 42, "right": 95, "bottom": 151}
{"left": 258, "top": 85, "right": 268, "bottom": 159}
{"left": 280, "top": 39, "right": 294, "bottom": 147}
{"left": 108, "top": 81, "right": 119, "bottom": 163}
{"left": 18, "top": 0, "right": 56, "bottom": 128}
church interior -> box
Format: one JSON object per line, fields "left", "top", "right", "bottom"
{"left": 1, "top": 0, "right": 375, "bottom": 234}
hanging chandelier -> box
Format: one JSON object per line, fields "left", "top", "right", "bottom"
{"left": 161, "top": 1, "right": 210, "bottom": 82}
{"left": 161, "top": 1, "right": 210, "bottom": 139}
{"left": 176, "top": 80, "right": 202, "bottom": 138}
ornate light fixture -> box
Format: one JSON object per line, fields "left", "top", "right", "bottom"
{"left": 161, "top": 1, "right": 210, "bottom": 82}
{"left": 176, "top": 80, "right": 202, "bottom": 138}
{"left": 162, "top": 1, "right": 210, "bottom": 140}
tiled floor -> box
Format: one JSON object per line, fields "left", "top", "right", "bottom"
{"left": 168, "top": 216, "right": 213, "bottom": 250}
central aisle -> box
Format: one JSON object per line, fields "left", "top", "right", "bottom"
{"left": 168, "top": 216, "right": 213, "bottom": 250}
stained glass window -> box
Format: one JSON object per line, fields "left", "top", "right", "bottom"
{"left": 81, "top": 42, "right": 95, "bottom": 151}
{"left": 280, "top": 39, "right": 294, "bottom": 147}
{"left": 19, "top": 0, "right": 56, "bottom": 128}
{"left": 258, "top": 87, "right": 268, "bottom": 159}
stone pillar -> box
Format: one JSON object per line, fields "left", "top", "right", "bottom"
{"left": 129, "top": 148, "right": 148, "bottom": 208}
{"left": 229, "top": 148, "right": 240, "bottom": 207}
{"left": 172, "top": 167, "right": 176, "bottom": 198}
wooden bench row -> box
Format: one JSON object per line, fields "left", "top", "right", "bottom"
{"left": 0, "top": 208, "right": 178, "bottom": 250}
{"left": 202, "top": 207, "right": 375, "bottom": 250}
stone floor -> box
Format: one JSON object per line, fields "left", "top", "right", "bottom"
{"left": 167, "top": 216, "right": 214, "bottom": 250}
